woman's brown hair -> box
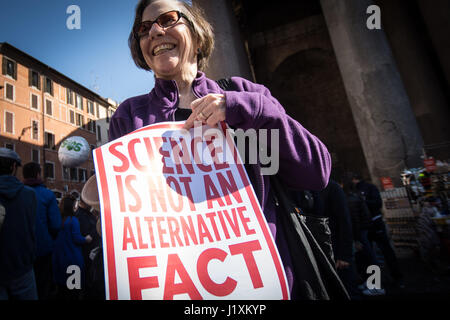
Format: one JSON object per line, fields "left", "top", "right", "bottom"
{"left": 128, "top": 0, "right": 214, "bottom": 72}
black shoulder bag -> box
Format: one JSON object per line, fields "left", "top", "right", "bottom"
{"left": 216, "top": 78, "right": 349, "bottom": 300}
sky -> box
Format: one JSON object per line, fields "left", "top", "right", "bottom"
{"left": 0, "top": 0, "right": 176, "bottom": 104}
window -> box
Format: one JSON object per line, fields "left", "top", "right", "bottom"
{"left": 69, "top": 109, "right": 75, "bottom": 124}
{"left": 31, "top": 149, "right": 40, "bottom": 163}
{"left": 32, "top": 120, "right": 39, "bottom": 140}
{"left": 5, "top": 111, "right": 14, "bottom": 134}
{"left": 87, "top": 119, "right": 96, "bottom": 133}
{"left": 45, "top": 99, "right": 53, "bottom": 116}
{"left": 97, "top": 125, "right": 102, "bottom": 141}
{"left": 106, "top": 108, "right": 115, "bottom": 123}
{"left": 2, "top": 57, "right": 17, "bottom": 80}
{"left": 76, "top": 94, "right": 83, "bottom": 110}
{"left": 87, "top": 101, "right": 95, "bottom": 115}
{"left": 44, "top": 132, "right": 55, "bottom": 150}
{"left": 78, "top": 168, "right": 87, "bottom": 183}
{"left": 31, "top": 93, "right": 39, "bottom": 110}
{"left": 70, "top": 167, "right": 78, "bottom": 182}
{"left": 66, "top": 88, "right": 74, "bottom": 105}
{"left": 76, "top": 113, "right": 84, "bottom": 128}
{"left": 44, "top": 77, "right": 53, "bottom": 95}
{"left": 29, "top": 70, "right": 41, "bottom": 89}
{"left": 62, "top": 166, "right": 70, "bottom": 181}
{"left": 5, "top": 83, "right": 14, "bottom": 101}
{"left": 44, "top": 162, "right": 55, "bottom": 179}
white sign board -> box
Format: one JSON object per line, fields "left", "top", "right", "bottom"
{"left": 93, "top": 122, "right": 288, "bottom": 300}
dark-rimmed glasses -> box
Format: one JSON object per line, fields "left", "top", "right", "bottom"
{"left": 134, "top": 10, "right": 189, "bottom": 39}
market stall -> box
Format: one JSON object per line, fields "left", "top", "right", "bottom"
{"left": 380, "top": 158, "right": 450, "bottom": 269}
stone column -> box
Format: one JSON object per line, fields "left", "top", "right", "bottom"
{"left": 376, "top": 0, "right": 450, "bottom": 158}
{"left": 193, "top": 0, "right": 253, "bottom": 81}
{"left": 320, "top": 0, "right": 424, "bottom": 187}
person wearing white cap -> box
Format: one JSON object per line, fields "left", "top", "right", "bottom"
{"left": 0, "top": 148, "right": 38, "bottom": 300}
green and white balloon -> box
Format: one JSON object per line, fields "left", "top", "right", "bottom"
{"left": 58, "top": 136, "right": 90, "bottom": 168}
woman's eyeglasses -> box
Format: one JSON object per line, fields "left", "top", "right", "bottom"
{"left": 134, "top": 10, "right": 189, "bottom": 39}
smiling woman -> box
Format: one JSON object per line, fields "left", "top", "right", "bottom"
{"left": 129, "top": 1, "right": 213, "bottom": 75}
{"left": 108, "top": 0, "right": 334, "bottom": 300}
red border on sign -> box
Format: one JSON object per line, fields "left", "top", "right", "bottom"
{"left": 95, "top": 148, "right": 118, "bottom": 300}
{"left": 96, "top": 122, "right": 289, "bottom": 300}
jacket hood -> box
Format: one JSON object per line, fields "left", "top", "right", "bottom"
{"left": 0, "top": 175, "right": 24, "bottom": 199}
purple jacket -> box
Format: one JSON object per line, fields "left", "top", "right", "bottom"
{"left": 109, "top": 71, "right": 331, "bottom": 298}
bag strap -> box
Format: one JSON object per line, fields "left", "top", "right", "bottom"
{"left": 216, "top": 77, "right": 234, "bottom": 91}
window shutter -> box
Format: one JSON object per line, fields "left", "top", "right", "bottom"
{"left": 29, "top": 69, "right": 32, "bottom": 87}
{"left": 6, "top": 83, "right": 13, "bottom": 100}
{"left": 44, "top": 77, "right": 53, "bottom": 95}
{"left": 48, "top": 78, "right": 53, "bottom": 96}
{"left": 1, "top": 57, "right": 6, "bottom": 75}
{"left": 13, "top": 61, "right": 17, "bottom": 80}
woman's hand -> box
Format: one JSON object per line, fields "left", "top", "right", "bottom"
{"left": 183, "top": 94, "right": 226, "bottom": 130}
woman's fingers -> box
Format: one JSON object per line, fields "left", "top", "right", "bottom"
{"left": 183, "top": 94, "right": 226, "bottom": 130}
{"left": 183, "top": 112, "right": 198, "bottom": 130}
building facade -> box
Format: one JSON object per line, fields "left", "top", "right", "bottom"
{"left": 195, "top": 0, "right": 450, "bottom": 188}
{"left": 0, "top": 42, "right": 116, "bottom": 199}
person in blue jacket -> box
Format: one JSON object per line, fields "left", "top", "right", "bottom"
{"left": 23, "top": 162, "right": 61, "bottom": 300}
{"left": 52, "top": 194, "right": 92, "bottom": 300}
{"left": 0, "top": 148, "right": 38, "bottom": 300}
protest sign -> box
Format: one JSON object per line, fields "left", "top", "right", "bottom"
{"left": 93, "top": 122, "right": 289, "bottom": 300}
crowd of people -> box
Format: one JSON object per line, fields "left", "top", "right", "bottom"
{"left": 0, "top": 148, "right": 404, "bottom": 301}
{"left": 290, "top": 172, "right": 405, "bottom": 299}
{"left": 0, "top": 148, "right": 104, "bottom": 300}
